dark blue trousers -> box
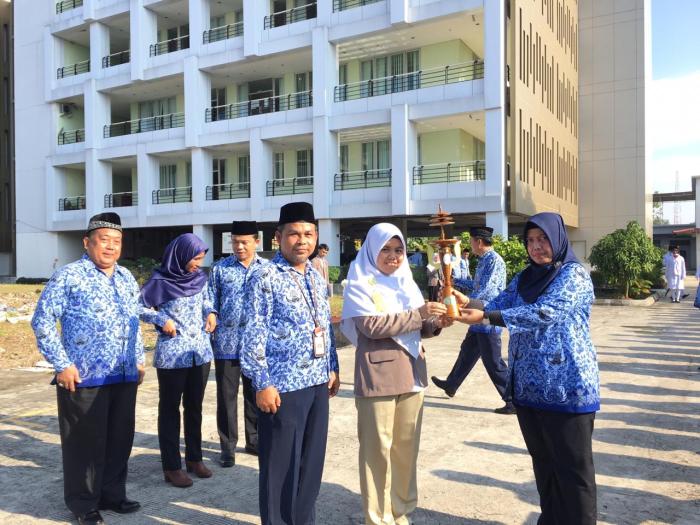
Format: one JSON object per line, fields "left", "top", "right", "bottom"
{"left": 446, "top": 330, "right": 508, "bottom": 399}
{"left": 258, "top": 383, "right": 329, "bottom": 525}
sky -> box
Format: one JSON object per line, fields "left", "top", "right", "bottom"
{"left": 649, "top": 0, "right": 700, "bottom": 223}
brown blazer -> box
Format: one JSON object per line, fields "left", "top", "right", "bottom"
{"left": 352, "top": 310, "right": 441, "bottom": 397}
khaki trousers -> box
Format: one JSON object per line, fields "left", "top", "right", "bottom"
{"left": 355, "top": 391, "right": 425, "bottom": 525}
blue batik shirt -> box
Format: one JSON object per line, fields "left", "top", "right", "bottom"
{"left": 485, "top": 263, "right": 600, "bottom": 413}
{"left": 140, "top": 285, "right": 215, "bottom": 369}
{"left": 208, "top": 254, "right": 265, "bottom": 360}
{"left": 240, "top": 253, "right": 339, "bottom": 393}
{"left": 31, "top": 254, "right": 144, "bottom": 387}
{"left": 454, "top": 249, "right": 506, "bottom": 334}
{"left": 452, "top": 257, "right": 471, "bottom": 281}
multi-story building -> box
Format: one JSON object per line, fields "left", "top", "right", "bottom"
{"left": 14, "top": 0, "right": 647, "bottom": 275}
{"left": 0, "top": 0, "right": 13, "bottom": 276}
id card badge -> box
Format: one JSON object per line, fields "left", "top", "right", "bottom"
{"left": 312, "top": 326, "right": 327, "bottom": 358}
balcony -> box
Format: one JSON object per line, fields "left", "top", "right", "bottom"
{"left": 266, "top": 178, "right": 313, "bottom": 196}
{"left": 206, "top": 182, "right": 250, "bottom": 200}
{"left": 152, "top": 186, "right": 192, "bottom": 204}
{"left": 264, "top": 2, "right": 317, "bottom": 29}
{"left": 58, "top": 129, "right": 85, "bottom": 145}
{"left": 104, "top": 113, "right": 185, "bottom": 138}
{"left": 205, "top": 91, "right": 312, "bottom": 121}
{"left": 203, "top": 22, "right": 243, "bottom": 44}
{"left": 57, "top": 59, "right": 90, "bottom": 79}
{"left": 334, "top": 169, "right": 391, "bottom": 190}
{"left": 412, "top": 161, "right": 485, "bottom": 185}
{"left": 56, "top": 0, "right": 83, "bottom": 14}
{"left": 102, "top": 50, "right": 130, "bottom": 68}
{"left": 58, "top": 196, "right": 86, "bottom": 211}
{"left": 150, "top": 35, "right": 190, "bottom": 57}
{"left": 335, "top": 60, "right": 484, "bottom": 102}
{"left": 104, "top": 192, "right": 138, "bottom": 208}
{"left": 333, "top": 0, "right": 382, "bottom": 12}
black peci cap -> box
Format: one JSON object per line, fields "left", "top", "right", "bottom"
{"left": 278, "top": 202, "right": 315, "bottom": 226}
{"left": 86, "top": 212, "right": 122, "bottom": 234}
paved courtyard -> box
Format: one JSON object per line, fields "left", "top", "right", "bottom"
{"left": 0, "top": 293, "right": 698, "bottom": 524}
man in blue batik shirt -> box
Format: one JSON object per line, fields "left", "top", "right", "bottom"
{"left": 31, "top": 213, "right": 144, "bottom": 525}
{"left": 208, "top": 220, "right": 265, "bottom": 467}
{"left": 241, "top": 202, "right": 340, "bottom": 525}
{"left": 431, "top": 226, "right": 514, "bottom": 414}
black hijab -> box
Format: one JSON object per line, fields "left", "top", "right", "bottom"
{"left": 517, "top": 212, "right": 580, "bottom": 303}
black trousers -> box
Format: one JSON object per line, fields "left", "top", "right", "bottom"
{"left": 156, "top": 362, "right": 211, "bottom": 471}
{"left": 56, "top": 381, "right": 138, "bottom": 516}
{"left": 214, "top": 358, "right": 258, "bottom": 458}
{"left": 428, "top": 285, "right": 440, "bottom": 302}
{"left": 516, "top": 406, "right": 597, "bottom": 525}
{"left": 258, "top": 383, "right": 329, "bottom": 525}
{"left": 446, "top": 330, "right": 508, "bottom": 399}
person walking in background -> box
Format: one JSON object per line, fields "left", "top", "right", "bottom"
{"left": 456, "top": 212, "right": 599, "bottom": 525}
{"left": 32, "top": 213, "right": 145, "bottom": 525}
{"left": 341, "top": 223, "right": 448, "bottom": 525}
{"left": 208, "top": 221, "right": 265, "bottom": 467}
{"left": 665, "top": 246, "right": 686, "bottom": 303}
{"left": 140, "top": 233, "right": 217, "bottom": 488}
{"left": 453, "top": 247, "right": 472, "bottom": 286}
{"left": 426, "top": 252, "right": 444, "bottom": 302}
{"left": 312, "top": 243, "right": 332, "bottom": 297}
{"left": 408, "top": 248, "right": 424, "bottom": 266}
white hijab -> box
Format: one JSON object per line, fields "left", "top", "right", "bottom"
{"left": 340, "top": 223, "right": 425, "bottom": 359}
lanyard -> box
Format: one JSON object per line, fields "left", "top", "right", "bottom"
{"left": 289, "top": 269, "right": 320, "bottom": 328}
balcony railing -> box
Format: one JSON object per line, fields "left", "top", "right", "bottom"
{"left": 206, "top": 182, "right": 250, "bottom": 200}
{"left": 152, "top": 186, "right": 192, "bottom": 204}
{"left": 264, "top": 2, "right": 317, "bottom": 29}
{"left": 412, "top": 161, "right": 485, "bottom": 185}
{"left": 150, "top": 35, "right": 190, "bottom": 57}
{"left": 334, "top": 168, "right": 391, "bottom": 190}
{"left": 266, "top": 178, "right": 313, "bottom": 196}
{"left": 104, "top": 192, "right": 138, "bottom": 208}
{"left": 57, "top": 59, "right": 90, "bottom": 79}
{"left": 205, "top": 91, "right": 312, "bottom": 121}
{"left": 333, "top": 0, "right": 383, "bottom": 12}
{"left": 335, "top": 60, "right": 484, "bottom": 102}
{"left": 203, "top": 22, "right": 243, "bottom": 44}
{"left": 56, "top": 0, "right": 83, "bottom": 14}
{"left": 104, "top": 112, "right": 185, "bottom": 138}
{"left": 58, "top": 195, "right": 86, "bottom": 211}
{"left": 57, "top": 129, "right": 85, "bottom": 145}
{"left": 102, "top": 50, "right": 130, "bottom": 68}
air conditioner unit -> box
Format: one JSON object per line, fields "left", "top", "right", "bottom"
{"left": 59, "top": 103, "right": 73, "bottom": 116}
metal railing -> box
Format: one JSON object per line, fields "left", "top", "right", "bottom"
{"left": 334, "top": 168, "right": 391, "bottom": 190}
{"left": 206, "top": 182, "right": 250, "bottom": 200}
{"left": 104, "top": 112, "right": 185, "bottom": 138}
{"left": 149, "top": 35, "right": 189, "bottom": 57}
{"left": 412, "top": 161, "right": 485, "bottom": 185}
{"left": 104, "top": 192, "right": 138, "bottom": 208}
{"left": 102, "top": 50, "right": 130, "bottom": 68}
{"left": 333, "top": 0, "right": 382, "bottom": 12}
{"left": 57, "top": 129, "right": 85, "bottom": 145}
{"left": 266, "top": 178, "right": 313, "bottom": 196}
{"left": 57, "top": 59, "right": 90, "bottom": 79}
{"left": 205, "top": 91, "right": 312, "bottom": 121}
{"left": 335, "top": 60, "right": 484, "bottom": 102}
{"left": 58, "top": 195, "right": 86, "bottom": 211}
{"left": 203, "top": 22, "right": 243, "bottom": 44}
{"left": 152, "top": 186, "right": 192, "bottom": 204}
{"left": 56, "top": 0, "right": 83, "bottom": 14}
{"left": 264, "top": 2, "right": 317, "bottom": 29}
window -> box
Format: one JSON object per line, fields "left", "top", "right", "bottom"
{"left": 210, "top": 16, "right": 225, "bottom": 29}
{"left": 159, "top": 164, "right": 177, "bottom": 194}
{"left": 213, "top": 158, "right": 226, "bottom": 185}
{"left": 362, "top": 140, "right": 391, "bottom": 178}
{"left": 211, "top": 88, "right": 226, "bottom": 120}
{"left": 274, "top": 152, "right": 284, "bottom": 185}
{"left": 238, "top": 156, "right": 250, "bottom": 190}
{"left": 186, "top": 162, "right": 192, "bottom": 187}
{"left": 296, "top": 149, "right": 313, "bottom": 185}
{"left": 340, "top": 144, "right": 349, "bottom": 173}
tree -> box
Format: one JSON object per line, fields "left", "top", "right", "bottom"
{"left": 652, "top": 194, "right": 669, "bottom": 225}
{"left": 459, "top": 231, "right": 529, "bottom": 282}
{"left": 588, "top": 221, "right": 663, "bottom": 298}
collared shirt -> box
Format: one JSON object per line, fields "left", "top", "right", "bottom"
{"left": 240, "top": 253, "right": 339, "bottom": 393}
{"left": 312, "top": 255, "right": 329, "bottom": 284}
{"left": 208, "top": 254, "right": 265, "bottom": 360}
{"left": 31, "top": 254, "right": 145, "bottom": 387}
{"left": 452, "top": 257, "right": 471, "bottom": 281}
{"left": 454, "top": 249, "right": 506, "bottom": 334}
{"left": 140, "top": 285, "right": 215, "bottom": 369}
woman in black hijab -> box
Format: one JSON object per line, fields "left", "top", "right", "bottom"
{"left": 454, "top": 212, "right": 599, "bottom": 525}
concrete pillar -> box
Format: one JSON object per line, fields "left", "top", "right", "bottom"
{"left": 193, "top": 224, "right": 215, "bottom": 266}
{"left": 243, "top": 0, "right": 266, "bottom": 58}
{"left": 483, "top": 0, "right": 505, "bottom": 110}
{"left": 84, "top": 79, "right": 110, "bottom": 149}
{"left": 390, "top": 104, "right": 417, "bottom": 216}
{"left": 184, "top": 55, "right": 209, "bottom": 147}
{"left": 130, "top": 0, "right": 157, "bottom": 81}
{"left": 191, "top": 147, "right": 213, "bottom": 214}
{"left": 85, "top": 150, "right": 110, "bottom": 217}
{"left": 89, "top": 22, "right": 110, "bottom": 75}
{"left": 188, "top": 0, "right": 210, "bottom": 55}
{"left": 485, "top": 108, "right": 506, "bottom": 203}
{"left": 486, "top": 211, "right": 508, "bottom": 238}
{"left": 46, "top": 164, "right": 58, "bottom": 229}
{"left": 311, "top": 26, "right": 337, "bottom": 118}
{"left": 318, "top": 219, "right": 340, "bottom": 266}
{"left": 389, "top": 0, "right": 409, "bottom": 25}
{"left": 249, "top": 128, "right": 272, "bottom": 222}
{"left": 315, "top": 0, "right": 333, "bottom": 26}
{"left": 44, "top": 27, "right": 57, "bottom": 96}
{"left": 136, "top": 145, "right": 158, "bottom": 221}
{"left": 312, "top": 117, "right": 337, "bottom": 221}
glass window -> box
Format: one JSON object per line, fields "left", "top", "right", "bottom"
{"left": 274, "top": 152, "right": 285, "bottom": 184}
{"left": 297, "top": 149, "right": 310, "bottom": 184}
{"left": 186, "top": 162, "right": 192, "bottom": 187}
{"left": 210, "top": 16, "right": 225, "bottom": 28}
{"left": 238, "top": 156, "right": 250, "bottom": 188}
{"left": 340, "top": 144, "right": 348, "bottom": 172}
{"left": 377, "top": 140, "right": 390, "bottom": 175}
{"left": 213, "top": 158, "right": 226, "bottom": 185}
{"left": 159, "top": 165, "right": 177, "bottom": 194}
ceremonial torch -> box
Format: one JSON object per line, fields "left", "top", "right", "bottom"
{"left": 429, "top": 205, "right": 460, "bottom": 318}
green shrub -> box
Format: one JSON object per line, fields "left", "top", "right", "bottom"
{"left": 458, "top": 231, "right": 529, "bottom": 282}
{"left": 120, "top": 257, "right": 158, "bottom": 287}
{"left": 328, "top": 265, "right": 340, "bottom": 283}
{"left": 411, "top": 265, "right": 428, "bottom": 291}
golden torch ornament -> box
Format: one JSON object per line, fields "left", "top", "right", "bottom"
{"left": 429, "top": 205, "right": 460, "bottom": 318}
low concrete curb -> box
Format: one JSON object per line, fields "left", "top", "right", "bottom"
{"left": 593, "top": 290, "right": 664, "bottom": 307}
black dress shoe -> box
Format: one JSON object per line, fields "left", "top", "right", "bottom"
{"left": 244, "top": 445, "right": 259, "bottom": 457}
{"left": 220, "top": 455, "right": 235, "bottom": 468}
{"left": 494, "top": 402, "right": 517, "bottom": 415}
{"left": 76, "top": 510, "right": 105, "bottom": 525}
{"left": 430, "top": 376, "right": 456, "bottom": 398}
{"left": 99, "top": 499, "right": 141, "bottom": 514}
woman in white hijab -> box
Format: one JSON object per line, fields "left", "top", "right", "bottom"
{"left": 341, "top": 223, "right": 449, "bottom": 525}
